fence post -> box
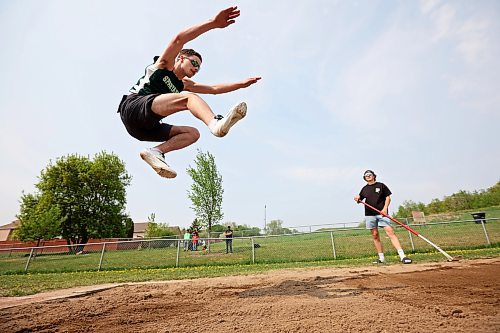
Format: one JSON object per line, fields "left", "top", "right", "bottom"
{"left": 330, "top": 232, "right": 337, "bottom": 259}
{"left": 407, "top": 230, "right": 415, "bottom": 252}
{"left": 98, "top": 243, "right": 107, "bottom": 271}
{"left": 24, "top": 248, "right": 34, "bottom": 273}
{"left": 176, "top": 239, "right": 181, "bottom": 267}
{"left": 404, "top": 219, "right": 416, "bottom": 252}
{"left": 480, "top": 220, "right": 491, "bottom": 245}
{"left": 251, "top": 238, "right": 255, "bottom": 264}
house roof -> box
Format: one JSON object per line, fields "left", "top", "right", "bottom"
{"left": 133, "top": 222, "right": 149, "bottom": 233}
{"left": 133, "top": 223, "right": 182, "bottom": 235}
{"left": 0, "top": 220, "right": 21, "bottom": 230}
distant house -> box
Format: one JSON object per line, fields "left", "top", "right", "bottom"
{"left": 0, "top": 220, "right": 21, "bottom": 241}
{"left": 133, "top": 222, "right": 181, "bottom": 239}
{"left": 133, "top": 222, "right": 149, "bottom": 239}
{"left": 412, "top": 211, "right": 427, "bottom": 225}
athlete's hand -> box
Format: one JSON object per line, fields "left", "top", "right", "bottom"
{"left": 354, "top": 195, "right": 361, "bottom": 203}
{"left": 240, "top": 77, "right": 261, "bottom": 88}
{"left": 212, "top": 7, "right": 240, "bottom": 28}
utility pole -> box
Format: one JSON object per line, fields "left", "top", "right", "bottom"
{"left": 264, "top": 204, "right": 267, "bottom": 234}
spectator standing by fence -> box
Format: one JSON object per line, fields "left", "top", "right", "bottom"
{"left": 354, "top": 170, "right": 412, "bottom": 264}
{"left": 224, "top": 226, "right": 233, "bottom": 254}
{"left": 183, "top": 229, "right": 192, "bottom": 251}
{"left": 192, "top": 231, "right": 199, "bottom": 251}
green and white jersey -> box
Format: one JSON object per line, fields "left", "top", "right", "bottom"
{"left": 130, "top": 63, "right": 184, "bottom": 95}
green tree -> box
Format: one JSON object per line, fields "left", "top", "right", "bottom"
{"left": 123, "top": 215, "right": 134, "bottom": 238}
{"left": 15, "top": 193, "right": 64, "bottom": 246}
{"left": 394, "top": 200, "right": 426, "bottom": 218}
{"left": 427, "top": 198, "right": 445, "bottom": 214}
{"left": 211, "top": 223, "right": 261, "bottom": 236}
{"left": 189, "top": 218, "right": 201, "bottom": 232}
{"left": 18, "top": 152, "right": 132, "bottom": 248}
{"left": 482, "top": 182, "right": 500, "bottom": 206}
{"left": 211, "top": 224, "right": 225, "bottom": 233}
{"left": 266, "top": 219, "right": 287, "bottom": 235}
{"left": 144, "top": 222, "right": 176, "bottom": 238}
{"left": 396, "top": 181, "right": 500, "bottom": 215}
{"left": 235, "top": 224, "right": 261, "bottom": 236}
{"left": 186, "top": 150, "right": 224, "bottom": 234}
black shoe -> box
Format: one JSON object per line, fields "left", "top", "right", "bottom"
{"left": 401, "top": 257, "right": 412, "bottom": 264}
{"left": 372, "top": 259, "right": 385, "bottom": 264}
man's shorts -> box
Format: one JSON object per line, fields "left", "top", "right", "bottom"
{"left": 365, "top": 215, "right": 393, "bottom": 229}
{"left": 117, "top": 93, "right": 172, "bottom": 142}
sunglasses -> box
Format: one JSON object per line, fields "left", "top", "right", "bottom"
{"left": 184, "top": 57, "right": 200, "bottom": 70}
{"left": 364, "top": 174, "right": 374, "bottom": 177}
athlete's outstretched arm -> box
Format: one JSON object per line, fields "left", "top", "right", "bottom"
{"left": 183, "top": 77, "right": 261, "bottom": 94}
{"left": 157, "top": 7, "right": 240, "bottom": 70}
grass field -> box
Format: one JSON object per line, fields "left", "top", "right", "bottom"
{"left": 0, "top": 219, "right": 498, "bottom": 297}
{"left": 1, "top": 220, "right": 498, "bottom": 276}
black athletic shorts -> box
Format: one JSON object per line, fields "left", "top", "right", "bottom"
{"left": 117, "top": 93, "right": 173, "bottom": 142}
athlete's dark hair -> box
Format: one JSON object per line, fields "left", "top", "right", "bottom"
{"left": 152, "top": 49, "right": 203, "bottom": 64}
{"left": 178, "top": 49, "right": 202, "bottom": 62}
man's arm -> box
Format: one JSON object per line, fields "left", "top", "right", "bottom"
{"left": 382, "top": 196, "right": 391, "bottom": 215}
{"left": 157, "top": 7, "right": 240, "bottom": 70}
{"left": 183, "top": 77, "right": 261, "bottom": 94}
{"left": 354, "top": 188, "right": 365, "bottom": 203}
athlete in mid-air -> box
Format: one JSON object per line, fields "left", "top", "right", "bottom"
{"left": 117, "top": 6, "right": 261, "bottom": 178}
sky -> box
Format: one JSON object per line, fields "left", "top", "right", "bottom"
{"left": 0, "top": 0, "right": 499, "bottom": 231}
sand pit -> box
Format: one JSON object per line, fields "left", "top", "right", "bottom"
{"left": 1, "top": 258, "right": 499, "bottom": 332}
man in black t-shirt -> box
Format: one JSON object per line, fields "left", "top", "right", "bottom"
{"left": 354, "top": 170, "right": 412, "bottom": 264}
{"left": 224, "top": 226, "right": 233, "bottom": 254}
{"left": 117, "top": 7, "right": 261, "bottom": 178}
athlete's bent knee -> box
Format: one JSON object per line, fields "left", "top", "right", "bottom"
{"left": 188, "top": 127, "right": 201, "bottom": 143}
{"left": 191, "top": 128, "right": 200, "bottom": 142}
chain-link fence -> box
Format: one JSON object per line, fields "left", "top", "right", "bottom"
{"left": 0, "top": 218, "right": 498, "bottom": 274}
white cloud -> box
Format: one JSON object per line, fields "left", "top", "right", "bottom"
{"left": 422, "top": 1, "right": 494, "bottom": 66}
{"left": 456, "top": 17, "right": 491, "bottom": 65}
{"left": 428, "top": 3, "right": 456, "bottom": 42}
{"left": 419, "top": 0, "right": 442, "bottom": 15}
{"left": 321, "top": 24, "right": 425, "bottom": 129}
{"left": 420, "top": 2, "right": 500, "bottom": 115}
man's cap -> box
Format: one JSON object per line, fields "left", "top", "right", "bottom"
{"left": 363, "top": 170, "right": 376, "bottom": 179}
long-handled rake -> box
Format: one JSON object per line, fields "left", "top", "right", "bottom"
{"left": 359, "top": 201, "right": 456, "bottom": 261}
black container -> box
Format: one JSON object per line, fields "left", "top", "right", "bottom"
{"left": 471, "top": 212, "right": 486, "bottom": 224}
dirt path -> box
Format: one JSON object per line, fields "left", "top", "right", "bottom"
{"left": 1, "top": 258, "right": 499, "bottom": 333}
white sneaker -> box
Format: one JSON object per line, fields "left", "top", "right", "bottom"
{"left": 139, "top": 149, "right": 177, "bottom": 178}
{"left": 213, "top": 102, "right": 247, "bottom": 137}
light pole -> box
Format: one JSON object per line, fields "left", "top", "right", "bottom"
{"left": 264, "top": 204, "right": 267, "bottom": 234}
